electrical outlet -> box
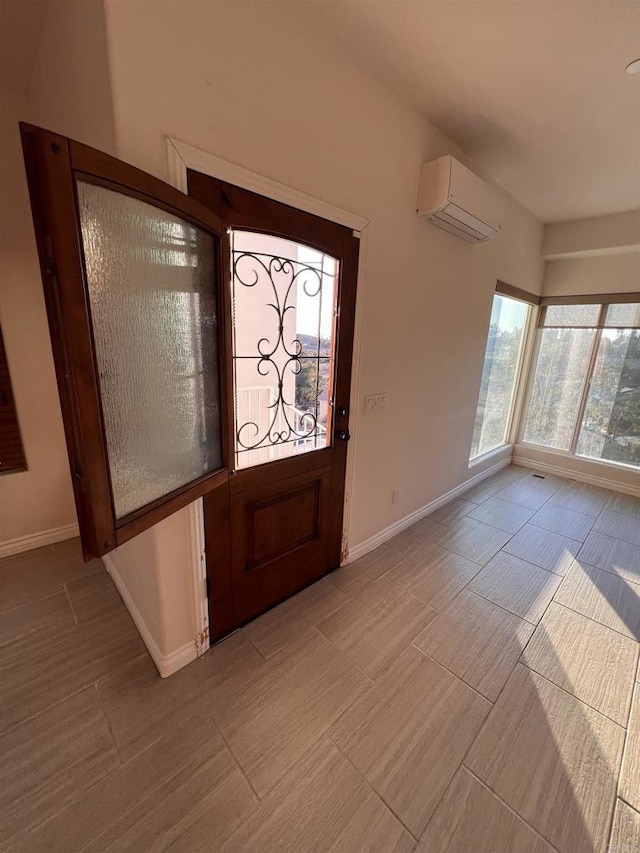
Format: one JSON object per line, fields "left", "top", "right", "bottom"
{"left": 365, "top": 393, "right": 387, "bottom": 414}
{"left": 392, "top": 488, "right": 400, "bottom": 505}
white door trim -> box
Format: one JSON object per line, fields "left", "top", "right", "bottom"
{"left": 167, "top": 137, "right": 369, "bottom": 233}
{"left": 165, "top": 136, "right": 370, "bottom": 644}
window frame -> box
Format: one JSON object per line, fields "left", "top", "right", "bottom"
{"left": 517, "top": 294, "right": 640, "bottom": 469}
{"left": 469, "top": 282, "right": 538, "bottom": 462}
{"left": 21, "top": 123, "right": 230, "bottom": 558}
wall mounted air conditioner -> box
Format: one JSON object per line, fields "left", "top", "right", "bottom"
{"left": 417, "top": 155, "right": 505, "bottom": 243}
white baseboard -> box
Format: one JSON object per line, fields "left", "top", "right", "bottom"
{"left": 512, "top": 450, "right": 640, "bottom": 497}
{"left": 346, "top": 455, "right": 511, "bottom": 564}
{"left": 103, "top": 553, "right": 197, "bottom": 678}
{"left": 0, "top": 523, "right": 79, "bottom": 559}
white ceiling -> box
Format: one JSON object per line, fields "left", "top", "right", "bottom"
{"left": 294, "top": 0, "right": 640, "bottom": 223}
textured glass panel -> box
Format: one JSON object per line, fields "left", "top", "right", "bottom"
{"left": 77, "top": 181, "right": 221, "bottom": 519}
{"left": 577, "top": 329, "right": 640, "bottom": 468}
{"left": 523, "top": 327, "right": 596, "bottom": 450}
{"left": 471, "top": 295, "right": 529, "bottom": 458}
{"left": 231, "top": 230, "right": 338, "bottom": 470}
{"left": 605, "top": 303, "right": 640, "bottom": 328}
{"left": 543, "top": 304, "right": 601, "bottom": 327}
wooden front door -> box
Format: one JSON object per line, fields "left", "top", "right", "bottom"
{"left": 188, "top": 174, "right": 359, "bottom": 636}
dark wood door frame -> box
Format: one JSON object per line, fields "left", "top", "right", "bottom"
{"left": 189, "top": 172, "right": 361, "bottom": 641}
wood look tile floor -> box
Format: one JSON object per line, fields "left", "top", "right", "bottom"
{"left": 1, "top": 465, "right": 640, "bottom": 852}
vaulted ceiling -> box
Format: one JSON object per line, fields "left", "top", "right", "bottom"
{"left": 2, "top": 0, "right": 638, "bottom": 223}
{"left": 294, "top": 0, "right": 640, "bottom": 222}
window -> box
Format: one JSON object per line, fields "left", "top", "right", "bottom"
{"left": 522, "top": 300, "right": 640, "bottom": 469}
{"left": 0, "top": 325, "right": 27, "bottom": 474}
{"left": 471, "top": 291, "right": 531, "bottom": 459}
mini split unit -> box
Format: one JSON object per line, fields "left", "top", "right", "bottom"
{"left": 417, "top": 155, "right": 505, "bottom": 242}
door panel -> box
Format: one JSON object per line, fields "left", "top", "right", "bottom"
{"left": 21, "top": 124, "right": 229, "bottom": 557}
{"left": 230, "top": 465, "right": 332, "bottom": 625}
{"left": 189, "top": 172, "right": 359, "bottom": 635}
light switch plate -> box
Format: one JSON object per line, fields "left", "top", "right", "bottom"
{"left": 365, "top": 393, "right": 387, "bottom": 413}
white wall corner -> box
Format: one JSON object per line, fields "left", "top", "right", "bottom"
{"left": 103, "top": 552, "right": 197, "bottom": 678}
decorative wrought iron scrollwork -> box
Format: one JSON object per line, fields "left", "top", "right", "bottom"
{"left": 232, "top": 246, "right": 334, "bottom": 455}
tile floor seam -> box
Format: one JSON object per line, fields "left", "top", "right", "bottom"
{"left": 427, "top": 540, "right": 487, "bottom": 568}
{"left": 238, "top": 627, "right": 269, "bottom": 661}
{"left": 394, "top": 672, "right": 494, "bottom": 847}
{"left": 2, "top": 683, "right": 123, "bottom": 847}
{"left": 460, "top": 764, "right": 562, "bottom": 853}
{"left": 542, "top": 596, "right": 640, "bottom": 646}
{"left": 499, "top": 546, "right": 580, "bottom": 579}
{"left": 616, "top": 683, "right": 639, "bottom": 801}
{"left": 0, "top": 583, "right": 75, "bottom": 617}
{"left": 0, "top": 680, "right": 102, "bottom": 740}
{"left": 409, "top": 644, "right": 500, "bottom": 704}
{"left": 580, "top": 560, "right": 640, "bottom": 585}
{"left": 606, "top": 687, "right": 637, "bottom": 853}
{"left": 310, "top": 626, "right": 376, "bottom": 685}
{"left": 324, "top": 729, "right": 421, "bottom": 843}
{"left": 0, "top": 593, "right": 75, "bottom": 650}
{"left": 525, "top": 520, "right": 590, "bottom": 545}
{"left": 204, "top": 707, "right": 262, "bottom": 803}
{"left": 463, "top": 515, "right": 532, "bottom": 537}
{"left": 617, "top": 791, "right": 640, "bottom": 813}
{"left": 486, "top": 492, "right": 558, "bottom": 515}
{"left": 64, "top": 583, "right": 80, "bottom": 626}
{"left": 93, "top": 679, "right": 124, "bottom": 765}
{"left": 461, "top": 586, "right": 538, "bottom": 627}
{"left": 517, "top": 658, "right": 634, "bottom": 730}
{"left": 462, "top": 585, "right": 546, "bottom": 625}
{"left": 515, "top": 560, "right": 597, "bottom": 663}
{"left": 29, "top": 710, "right": 234, "bottom": 853}
{"left": 580, "top": 527, "right": 640, "bottom": 552}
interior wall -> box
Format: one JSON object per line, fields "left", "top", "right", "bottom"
{"left": 543, "top": 252, "right": 640, "bottom": 298}
{"left": 542, "top": 209, "right": 640, "bottom": 258}
{"left": 29, "top": 0, "right": 117, "bottom": 154}
{"left": 104, "top": 0, "right": 545, "bottom": 552}
{"left": 0, "top": 87, "right": 76, "bottom": 546}
{"left": 0, "top": 0, "right": 117, "bottom": 551}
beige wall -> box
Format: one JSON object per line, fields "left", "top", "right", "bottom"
{"left": 0, "top": 87, "right": 77, "bottom": 545}
{"left": 29, "top": 0, "right": 116, "bottom": 154}
{"left": 543, "top": 252, "right": 640, "bottom": 298}
{"left": 542, "top": 209, "right": 640, "bottom": 259}
{"left": 541, "top": 208, "right": 639, "bottom": 299}
{"left": 104, "top": 0, "right": 545, "bottom": 551}
{"left": 0, "top": 0, "right": 116, "bottom": 549}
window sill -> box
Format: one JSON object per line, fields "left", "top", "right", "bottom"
{"left": 513, "top": 443, "right": 640, "bottom": 494}
{"left": 468, "top": 443, "right": 512, "bottom": 471}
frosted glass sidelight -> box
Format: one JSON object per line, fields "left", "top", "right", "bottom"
{"left": 77, "top": 180, "right": 222, "bottom": 520}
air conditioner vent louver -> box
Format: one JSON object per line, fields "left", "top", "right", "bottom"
{"left": 417, "top": 156, "right": 505, "bottom": 243}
